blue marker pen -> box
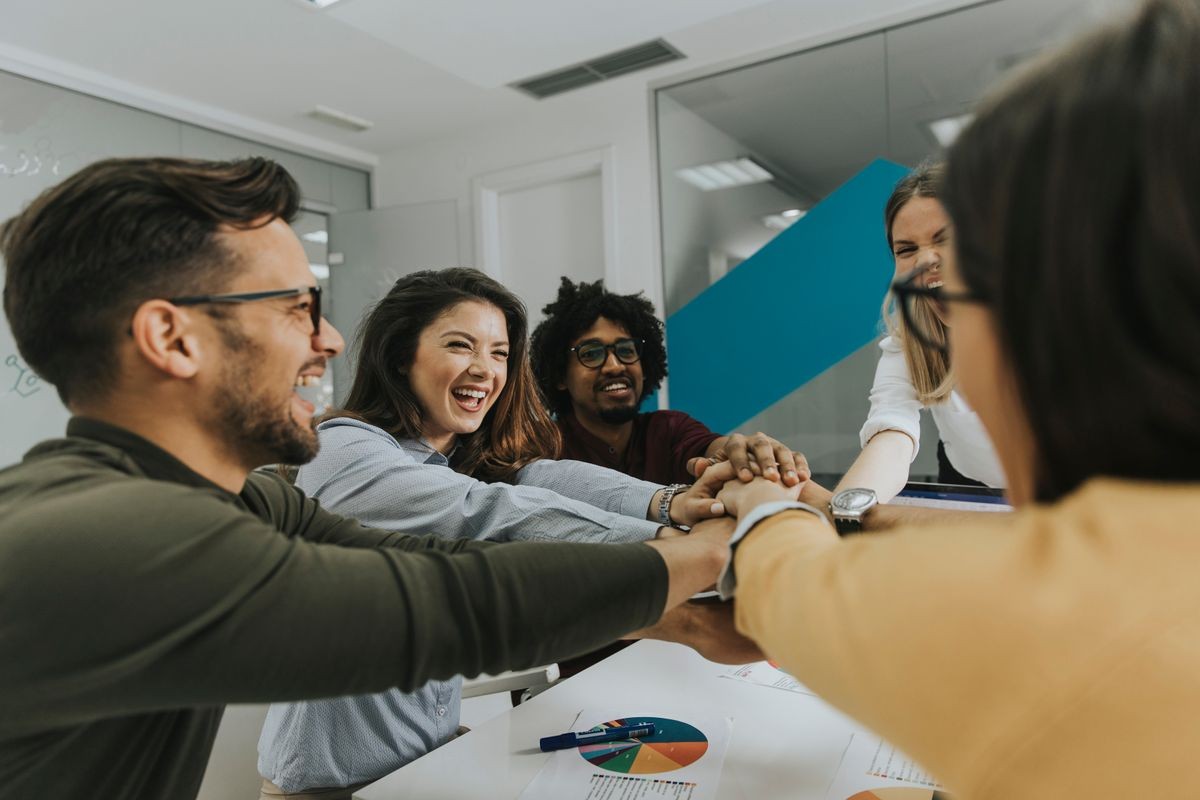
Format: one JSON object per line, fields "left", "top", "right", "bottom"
{"left": 539, "top": 722, "right": 656, "bottom": 752}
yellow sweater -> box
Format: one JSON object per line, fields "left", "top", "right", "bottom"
{"left": 734, "top": 479, "right": 1200, "bottom": 799}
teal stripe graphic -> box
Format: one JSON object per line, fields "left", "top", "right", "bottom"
{"left": 664, "top": 159, "right": 909, "bottom": 432}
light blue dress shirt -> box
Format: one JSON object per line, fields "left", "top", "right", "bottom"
{"left": 257, "top": 417, "right": 664, "bottom": 791}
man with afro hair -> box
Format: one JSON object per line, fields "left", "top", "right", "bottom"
{"left": 531, "top": 277, "right": 805, "bottom": 487}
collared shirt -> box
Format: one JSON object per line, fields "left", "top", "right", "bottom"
{"left": 258, "top": 417, "right": 664, "bottom": 791}
{"left": 0, "top": 418, "right": 668, "bottom": 800}
{"left": 556, "top": 410, "right": 720, "bottom": 485}
{"left": 860, "top": 336, "right": 1006, "bottom": 487}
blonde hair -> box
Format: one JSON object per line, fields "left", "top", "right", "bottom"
{"left": 882, "top": 162, "right": 954, "bottom": 405}
{"left": 881, "top": 292, "right": 953, "bottom": 405}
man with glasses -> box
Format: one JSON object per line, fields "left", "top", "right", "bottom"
{"left": 0, "top": 157, "right": 756, "bottom": 800}
{"left": 530, "top": 277, "right": 806, "bottom": 488}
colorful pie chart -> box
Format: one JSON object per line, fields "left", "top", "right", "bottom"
{"left": 578, "top": 716, "right": 708, "bottom": 774}
{"left": 847, "top": 788, "right": 934, "bottom": 800}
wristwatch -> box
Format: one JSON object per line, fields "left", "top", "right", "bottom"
{"left": 829, "top": 488, "right": 878, "bottom": 535}
{"left": 658, "top": 483, "right": 689, "bottom": 527}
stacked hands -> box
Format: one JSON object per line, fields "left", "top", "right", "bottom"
{"left": 639, "top": 433, "right": 832, "bottom": 666}
{"left": 667, "top": 431, "right": 825, "bottom": 529}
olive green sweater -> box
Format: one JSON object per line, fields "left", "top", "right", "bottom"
{"left": 0, "top": 418, "right": 667, "bottom": 799}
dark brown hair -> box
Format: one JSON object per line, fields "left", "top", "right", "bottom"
{"left": 943, "top": 0, "right": 1200, "bottom": 501}
{"left": 334, "top": 268, "right": 560, "bottom": 482}
{"left": 1, "top": 157, "right": 299, "bottom": 404}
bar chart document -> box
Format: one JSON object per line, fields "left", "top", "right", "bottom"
{"left": 720, "top": 660, "right": 817, "bottom": 696}
{"left": 824, "top": 734, "right": 949, "bottom": 800}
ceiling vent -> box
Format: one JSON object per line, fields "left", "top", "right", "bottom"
{"left": 511, "top": 39, "right": 684, "bottom": 99}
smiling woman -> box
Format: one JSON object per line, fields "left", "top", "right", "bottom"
{"left": 256, "top": 268, "right": 714, "bottom": 797}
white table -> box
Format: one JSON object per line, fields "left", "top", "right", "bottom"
{"left": 357, "top": 640, "right": 869, "bottom": 800}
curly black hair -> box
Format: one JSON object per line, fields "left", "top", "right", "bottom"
{"left": 530, "top": 277, "right": 668, "bottom": 417}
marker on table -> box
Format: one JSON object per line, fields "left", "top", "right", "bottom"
{"left": 539, "top": 722, "right": 657, "bottom": 752}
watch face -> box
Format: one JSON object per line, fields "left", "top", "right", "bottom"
{"left": 834, "top": 489, "right": 876, "bottom": 512}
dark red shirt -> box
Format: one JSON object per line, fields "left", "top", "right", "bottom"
{"left": 556, "top": 410, "right": 720, "bottom": 485}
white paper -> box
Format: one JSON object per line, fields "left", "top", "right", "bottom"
{"left": 720, "top": 660, "right": 817, "bottom": 696}
{"left": 518, "top": 709, "right": 732, "bottom": 800}
{"left": 824, "top": 733, "right": 948, "bottom": 800}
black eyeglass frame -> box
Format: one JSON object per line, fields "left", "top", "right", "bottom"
{"left": 890, "top": 266, "right": 989, "bottom": 354}
{"left": 569, "top": 337, "right": 645, "bottom": 369}
{"left": 168, "top": 286, "right": 322, "bottom": 335}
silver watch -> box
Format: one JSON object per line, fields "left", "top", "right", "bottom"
{"left": 830, "top": 488, "right": 877, "bottom": 535}
{"left": 658, "top": 483, "right": 688, "bottom": 527}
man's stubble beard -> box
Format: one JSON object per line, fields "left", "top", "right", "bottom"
{"left": 212, "top": 320, "right": 320, "bottom": 468}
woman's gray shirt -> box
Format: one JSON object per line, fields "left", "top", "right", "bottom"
{"left": 257, "top": 417, "right": 663, "bottom": 791}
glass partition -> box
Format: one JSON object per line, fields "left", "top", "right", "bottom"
{"left": 654, "top": 0, "right": 1133, "bottom": 480}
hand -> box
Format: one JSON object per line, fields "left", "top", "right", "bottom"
{"left": 717, "top": 476, "right": 797, "bottom": 518}
{"left": 668, "top": 478, "right": 729, "bottom": 528}
{"left": 691, "top": 433, "right": 810, "bottom": 487}
{"left": 627, "top": 601, "right": 765, "bottom": 665}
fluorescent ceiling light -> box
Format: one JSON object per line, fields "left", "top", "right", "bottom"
{"left": 927, "top": 113, "right": 974, "bottom": 148}
{"left": 301, "top": 230, "right": 328, "bottom": 244}
{"left": 302, "top": 0, "right": 346, "bottom": 8}
{"left": 307, "top": 105, "right": 373, "bottom": 132}
{"left": 309, "top": 264, "right": 330, "bottom": 279}
{"left": 675, "top": 157, "right": 774, "bottom": 191}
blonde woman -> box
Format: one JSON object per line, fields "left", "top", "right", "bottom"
{"left": 837, "top": 163, "right": 1005, "bottom": 500}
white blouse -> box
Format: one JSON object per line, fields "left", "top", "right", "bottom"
{"left": 859, "top": 336, "right": 1007, "bottom": 488}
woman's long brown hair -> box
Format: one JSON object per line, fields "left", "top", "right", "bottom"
{"left": 329, "top": 268, "right": 560, "bottom": 482}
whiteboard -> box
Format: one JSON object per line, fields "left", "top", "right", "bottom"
{"left": 0, "top": 69, "right": 368, "bottom": 467}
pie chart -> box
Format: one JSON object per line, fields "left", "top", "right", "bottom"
{"left": 847, "top": 789, "right": 933, "bottom": 799}
{"left": 578, "top": 716, "right": 708, "bottom": 774}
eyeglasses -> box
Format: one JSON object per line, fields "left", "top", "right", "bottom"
{"left": 569, "top": 337, "right": 644, "bottom": 369}
{"left": 890, "top": 265, "right": 989, "bottom": 355}
{"left": 168, "top": 286, "right": 322, "bottom": 335}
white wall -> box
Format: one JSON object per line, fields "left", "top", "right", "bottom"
{"left": 372, "top": 0, "right": 977, "bottom": 315}
{"left": 375, "top": 75, "right": 661, "bottom": 308}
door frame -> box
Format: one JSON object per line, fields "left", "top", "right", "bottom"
{"left": 472, "top": 146, "right": 618, "bottom": 287}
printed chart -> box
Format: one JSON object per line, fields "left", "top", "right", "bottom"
{"left": 825, "top": 735, "right": 946, "bottom": 800}
{"left": 519, "top": 709, "right": 730, "bottom": 800}
{"left": 579, "top": 717, "right": 708, "bottom": 774}
{"left": 721, "top": 660, "right": 816, "bottom": 696}
{"left": 847, "top": 789, "right": 934, "bottom": 800}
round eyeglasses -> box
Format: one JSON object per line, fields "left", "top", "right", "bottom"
{"left": 569, "top": 338, "right": 644, "bottom": 369}
{"left": 890, "top": 266, "right": 989, "bottom": 355}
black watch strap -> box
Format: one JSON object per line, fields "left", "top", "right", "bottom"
{"left": 832, "top": 515, "right": 863, "bottom": 535}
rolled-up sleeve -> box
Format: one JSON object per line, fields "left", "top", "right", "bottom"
{"left": 859, "top": 336, "right": 922, "bottom": 460}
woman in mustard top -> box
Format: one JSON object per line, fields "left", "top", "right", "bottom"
{"left": 705, "top": 1, "right": 1200, "bottom": 798}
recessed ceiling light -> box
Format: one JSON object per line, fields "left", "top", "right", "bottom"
{"left": 927, "top": 113, "right": 974, "bottom": 147}
{"left": 676, "top": 157, "right": 773, "bottom": 191}
{"left": 301, "top": 230, "right": 329, "bottom": 244}
{"left": 300, "top": 0, "right": 346, "bottom": 8}
{"left": 310, "top": 263, "right": 330, "bottom": 279}
{"left": 763, "top": 209, "right": 806, "bottom": 231}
